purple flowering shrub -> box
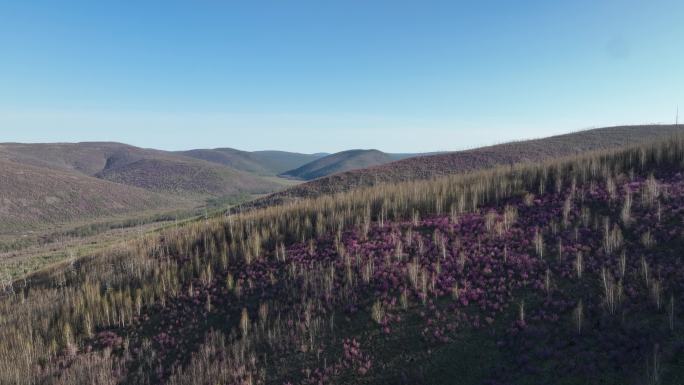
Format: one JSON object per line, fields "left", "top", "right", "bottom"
{"left": 7, "top": 139, "right": 684, "bottom": 385}
{"left": 110, "top": 170, "right": 684, "bottom": 384}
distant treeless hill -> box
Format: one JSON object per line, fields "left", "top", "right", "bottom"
{"left": 0, "top": 142, "right": 145, "bottom": 175}
{"left": 178, "top": 148, "right": 325, "bottom": 176}
{"left": 0, "top": 158, "right": 181, "bottom": 233}
{"left": 4, "top": 125, "right": 681, "bottom": 230}
{"left": 243, "top": 125, "right": 684, "bottom": 209}
{"left": 96, "top": 157, "right": 282, "bottom": 196}
{"left": 280, "top": 149, "right": 420, "bottom": 180}
{"left": 0, "top": 142, "right": 294, "bottom": 233}
{"left": 0, "top": 142, "right": 290, "bottom": 197}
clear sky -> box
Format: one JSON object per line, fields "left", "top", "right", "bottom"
{"left": 0, "top": 1, "right": 682, "bottom": 153}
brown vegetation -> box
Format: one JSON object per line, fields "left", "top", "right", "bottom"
{"left": 0, "top": 142, "right": 295, "bottom": 235}
{"left": 2, "top": 133, "right": 684, "bottom": 384}
{"left": 97, "top": 158, "right": 282, "bottom": 196}
{"left": 0, "top": 158, "right": 181, "bottom": 233}
{"left": 245, "top": 125, "right": 684, "bottom": 209}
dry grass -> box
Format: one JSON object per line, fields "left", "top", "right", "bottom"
{"left": 1, "top": 134, "right": 684, "bottom": 384}
{"left": 243, "top": 125, "right": 684, "bottom": 209}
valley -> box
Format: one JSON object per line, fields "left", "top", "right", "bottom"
{"left": 3, "top": 2, "right": 681, "bottom": 383}
{"left": 1, "top": 127, "right": 684, "bottom": 384}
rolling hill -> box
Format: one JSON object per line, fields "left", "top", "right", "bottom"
{"left": 7, "top": 134, "right": 684, "bottom": 384}
{"left": 280, "top": 149, "right": 420, "bottom": 180}
{"left": 0, "top": 142, "right": 291, "bottom": 196}
{"left": 96, "top": 157, "right": 282, "bottom": 196}
{"left": 0, "top": 142, "right": 295, "bottom": 234}
{"left": 244, "top": 125, "right": 684, "bottom": 208}
{"left": 178, "top": 148, "right": 325, "bottom": 176}
{"left": 281, "top": 149, "right": 396, "bottom": 180}
{"left": 0, "top": 142, "right": 145, "bottom": 175}
{"left": 0, "top": 158, "right": 180, "bottom": 233}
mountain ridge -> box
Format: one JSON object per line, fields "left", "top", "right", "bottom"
{"left": 178, "top": 148, "right": 325, "bottom": 176}
{"left": 241, "top": 124, "right": 684, "bottom": 209}
{"left": 280, "top": 149, "right": 421, "bottom": 180}
{"left": 0, "top": 157, "right": 182, "bottom": 233}
{"left": 0, "top": 142, "right": 295, "bottom": 233}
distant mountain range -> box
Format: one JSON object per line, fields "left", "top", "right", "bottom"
{"left": 0, "top": 142, "right": 316, "bottom": 232}
{"left": 0, "top": 156, "right": 176, "bottom": 233}
{"left": 0, "top": 142, "right": 423, "bottom": 233}
{"left": 180, "top": 148, "right": 426, "bottom": 180}
{"left": 243, "top": 125, "right": 684, "bottom": 209}
{"left": 279, "top": 149, "right": 420, "bottom": 180}
{"left": 2, "top": 124, "right": 682, "bottom": 233}
{"left": 177, "top": 148, "right": 327, "bottom": 176}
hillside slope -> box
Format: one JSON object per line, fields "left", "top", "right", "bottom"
{"left": 7, "top": 135, "right": 684, "bottom": 384}
{"left": 0, "top": 142, "right": 293, "bottom": 233}
{"left": 281, "top": 149, "right": 398, "bottom": 180}
{"left": 0, "top": 142, "right": 143, "bottom": 175}
{"left": 0, "top": 158, "right": 179, "bottom": 233}
{"left": 96, "top": 157, "right": 282, "bottom": 196}
{"left": 0, "top": 142, "right": 290, "bottom": 197}
{"left": 248, "top": 125, "right": 684, "bottom": 207}
{"left": 179, "top": 148, "right": 324, "bottom": 176}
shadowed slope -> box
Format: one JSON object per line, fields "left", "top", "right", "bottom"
{"left": 96, "top": 157, "right": 283, "bottom": 196}
{"left": 281, "top": 149, "right": 399, "bottom": 180}
{"left": 179, "top": 148, "right": 324, "bottom": 176}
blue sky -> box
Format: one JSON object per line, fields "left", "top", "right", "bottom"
{"left": 0, "top": 1, "right": 682, "bottom": 152}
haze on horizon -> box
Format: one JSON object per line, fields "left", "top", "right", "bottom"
{"left": 0, "top": 1, "right": 682, "bottom": 153}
